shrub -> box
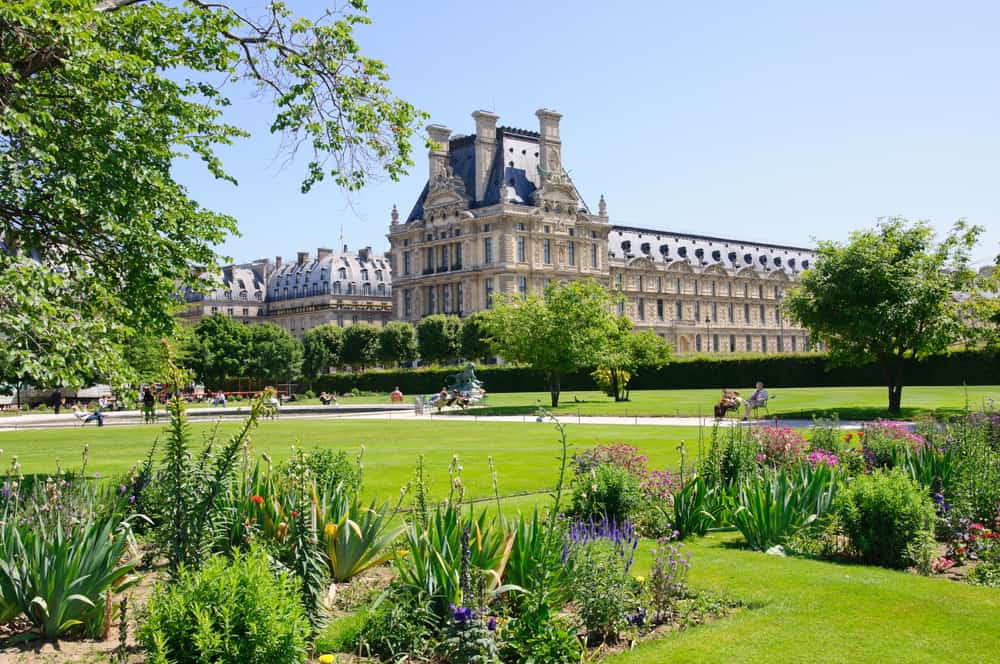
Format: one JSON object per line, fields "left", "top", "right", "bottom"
{"left": 569, "top": 463, "right": 643, "bottom": 524}
{"left": 353, "top": 581, "right": 435, "bottom": 661}
{"left": 0, "top": 515, "right": 138, "bottom": 640}
{"left": 834, "top": 469, "right": 936, "bottom": 568}
{"left": 861, "top": 420, "right": 925, "bottom": 470}
{"left": 500, "top": 614, "right": 582, "bottom": 664}
{"left": 752, "top": 425, "right": 808, "bottom": 468}
{"left": 950, "top": 412, "right": 1000, "bottom": 525}
{"left": 700, "top": 424, "right": 759, "bottom": 490}
{"left": 733, "top": 464, "right": 840, "bottom": 551}
{"left": 304, "top": 389, "right": 316, "bottom": 399}
{"left": 567, "top": 540, "right": 634, "bottom": 644}
{"left": 140, "top": 547, "right": 310, "bottom": 664}
{"left": 280, "top": 447, "right": 361, "bottom": 495}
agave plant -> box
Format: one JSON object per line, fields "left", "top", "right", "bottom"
{"left": 395, "top": 503, "right": 516, "bottom": 619}
{"left": 0, "top": 515, "right": 139, "bottom": 640}
{"left": 0, "top": 519, "right": 21, "bottom": 623}
{"left": 733, "top": 464, "right": 840, "bottom": 551}
{"left": 317, "top": 483, "right": 405, "bottom": 583}
{"left": 901, "top": 443, "right": 957, "bottom": 491}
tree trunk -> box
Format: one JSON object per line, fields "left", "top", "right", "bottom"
{"left": 888, "top": 383, "right": 903, "bottom": 414}
{"left": 549, "top": 371, "right": 561, "bottom": 408}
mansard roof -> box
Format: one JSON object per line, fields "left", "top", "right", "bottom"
{"left": 405, "top": 126, "right": 589, "bottom": 223}
{"left": 608, "top": 225, "right": 815, "bottom": 276}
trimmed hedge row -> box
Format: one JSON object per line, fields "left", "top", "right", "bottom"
{"left": 312, "top": 350, "right": 999, "bottom": 394}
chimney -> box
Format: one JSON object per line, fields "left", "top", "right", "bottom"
{"left": 316, "top": 247, "right": 332, "bottom": 261}
{"left": 275, "top": 256, "right": 282, "bottom": 269}
{"left": 296, "top": 251, "right": 309, "bottom": 265}
{"left": 426, "top": 123, "right": 452, "bottom": 185}
{"left": 359, "top": 246, "right": 372, "bottom": 260}
{"left": 471, "top": 110, "right": 499, "bottom": 202}
{"left": 535, "top": 108, "right": 563, "bottom": 179}
{"left": 343, "top": 243, "right": 349, "bottom": 253}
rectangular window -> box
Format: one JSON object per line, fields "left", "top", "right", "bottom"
{"left": 761, "top": 335, "right": 768, "bottom": 352}
{"left": 591, "top": 243, "right": 598, "bottom": 267}
{"left": 744, "top": 284, "right": 749, "bottom": 298}
{"left": 617, "top": 299, "right": 625, "bottom": 316}
{"left": 696, "top": 335, "right": 702, "bottom": 352}
{"left": 693, "top": 280, "right": 699, "bottom": 295}
{"left": 455, "top": 243, "right": 462, "bottom": 267}
{"left": 568, "top": 241, "right": 575, "bottom": 266}
{"left": 637, "top": 274, "right": 643, "bottom": 292}
{"left": 712, "top": 302, "right": 718, "bottom": 322}
{"left": 456, "top": 283, "right": 463, "bottom": 313}
{"left": 484, "top": 238, "right": 493, "bottom": 264}
{"left": 676, "top": 278, "right": 682, "bottom": 293}
{"left": 516, "top": 222, "right": 525, "bottom": 231}
{"left": 428, "top": 286, "right": 437, "bottom": 314}
{"left": 744, "top": 303, "right": 750, "bottom": 323}
{"left": 746, "top": 335, "right": 752, "bottom": 351}
{"left": 638, "top": 298, "right": 645, "bottom": 321}
{"left": 728, "top": 303, "right": 734, "bottom": 322}
{"left": 675, "top": 301, "right": 682, "bottom": 320}
{"left": 404, "top": 289, "right": 412, "bottom": 316}
{"left": 759, "top": 304, "right": 766, "bottom": 326}
{"left": 728, "top": 283, "right": 733, "bottom": 296}
{"left": 227, "top": 307, "right": 233, "bottom": 317}
{"left": 543, "top": 239, "right": 551, "bottom": 264}
{"left": 485, "top": 278, "right": 494, "bottom": 308}
{"left": 211, "top": 306, "right": 218, "bottom": 314}
{"left": 729, "top": 335, "right": 736, "bottom": 352}
{"left": 713, "top": 335, "right": 719, "bottom": 352}
{"left": 518, "top": 276, "right": 527, "bottom": 296}
{"left": 242, "top": 308, "right": 249, "bottom": 317}
{"left": 403, "top": 251, "right": 411, "bottom": 275}
{"left": 337, "top": 315, "right": 344, "bottom": 327}
{"left": 711, "top": 281, "right": 716, "bottom": 296}
{"left": 441, "top": 245, "right": 449, "bottom": 268}
{"left": 758, "top": 285, "right": 764, "bottom": 298}
{"left": 694, "top": 302, "right": 701, "bottom": 320}
{"left": 615, "top": 272, "right": 622, "bottom": 289}
{"left": 657, "top": 276, "right": 663, "bottom": 292}
{"left": 791, "top": 336, "right": 797, "bottom": 352}
{"left": 426, "top": 247, "right": 434, "bottom": 270}
{"left": 657, "top": 299, "right": 664, "bottom": 320}
{"left": 443, "top": 284, "right": 451, "bottom": 312}
{"left": 778, "top": 335, "right": 784, "bottom": 352}
{"left": 517, "top": 236, "right": 526, "bottom": 262}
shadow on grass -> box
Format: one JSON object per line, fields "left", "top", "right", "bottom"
{"left": 770, "top": 406, "right": 971, "bottom": 422}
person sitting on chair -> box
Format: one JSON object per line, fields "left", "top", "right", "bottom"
{"left": 714, "top": 388, "right": 740, "bottom": 418}
{"left": 743, "top": 382, "right": 769, "bottom": 420}
{"left": 72, "top": 403, "right": 104, "bottom": 427}
{"left": 389, "top": 386, "right": 404, "bottom": 403}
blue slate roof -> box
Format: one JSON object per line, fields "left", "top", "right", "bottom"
{"left": 405, "top": 127, "right": 589, "bottom": 222}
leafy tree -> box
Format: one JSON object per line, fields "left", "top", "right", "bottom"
{"left": 245, "top": 323, "right": 302, "bottom": 384}
{"left": 416, "top": 315, "right": 463, "bottom": 365}
{"left": 341, "top": 323, "right": 380, "bottom": 370}
{"left": 460, "top": 312, "right": 493, "bottom": 362}
{"left": 785, "top": 218, "right": 982, "bottom": 413}
{"left": 192, "top": 314, "right": 249, "bottom": 386}
{"left": 483, "top": 279, "right": 618, "bottom": 407}
{"left": 596, "top": 318, "right": 672, "bottom": 402}
{"left": 0, "top": 0, "right": 423, "bottom": 388}
{"left": 378, "top": 321, "right": 417, "bottom": 367}
{"left": 302, "top": 324, "right": 345, "bottom": 380}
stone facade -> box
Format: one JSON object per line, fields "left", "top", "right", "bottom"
{"left": 180, "top": 246, "right": 392, "bottom": 337}
{"left": 387, "top": 108, "right": 816, "bottom": 354}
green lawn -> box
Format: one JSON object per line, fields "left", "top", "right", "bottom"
{"left": 467, "top": 385, "right": 1000, "bottom": 420}
{"left": 0, "top": 418, "right": 695, "bottom": 502}
{"left": 609, "top": 533, "right": 1000, "bottom": 663}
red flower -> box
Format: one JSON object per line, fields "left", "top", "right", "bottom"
{"left": 291, "top": 510, "right": 299, "bottom": 517}
{"left": 251, "top": 495, "right": 264, "bottom": 507}
{"left": 856, "top": 431, "right": 864, "bottom": 438}
{"left": 843, "top": 433, "right": 853, "bottom": 442}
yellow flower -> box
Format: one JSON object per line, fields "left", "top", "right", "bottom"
{"left": 318, "top": 655, "right": 336, "bottom": 664}
{"left": 324, "top": 522, "right": 336, "bottom": 539}
{"left": 633, "top": 575, "right": 646, "bottom": 583}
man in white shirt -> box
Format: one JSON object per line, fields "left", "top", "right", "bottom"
{"left": 743, "top": 382, "right": 769, "bottom": 420}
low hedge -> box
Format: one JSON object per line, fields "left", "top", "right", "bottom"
{"left": 311, "top": 350, "right": 999, "bottom": 394}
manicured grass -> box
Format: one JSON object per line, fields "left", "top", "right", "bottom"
{"left": 0, "top": 418, "right": 695, "bottom": 502}
{"left": 467, "top": 385, "right": 1000, "bottom": 420}
{"left": 609, "top": 533, "right": 1000, "bottom": 663}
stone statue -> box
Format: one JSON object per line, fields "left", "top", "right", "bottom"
{"left": 446, "top": 363, "right": 485, "bottom": 401}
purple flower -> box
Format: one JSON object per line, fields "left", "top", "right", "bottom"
{"left": 119, "top": 484, "right": 127, "bottom": 494}
{"left": 486, "top": 616, "right": 497, "bottom": 631}
{"left": 449, "top": 604, "right": 474, "bottom": 623}
{"left": 129, "top": 495, "right": 136, "bottom": 504}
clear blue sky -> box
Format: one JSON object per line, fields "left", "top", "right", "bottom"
{"left": 172, "top": 0, "right": 1000, "bottom": 266}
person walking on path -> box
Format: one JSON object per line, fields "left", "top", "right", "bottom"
{"left": 50, "top": 389, "right": 63, "bottom": 415}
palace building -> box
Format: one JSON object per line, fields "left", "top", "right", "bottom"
{"left": 179, "top": 245, "right": 392, "bottom": 337}
{"left": 387, "top": 108, "right": 816, "bottom": 354}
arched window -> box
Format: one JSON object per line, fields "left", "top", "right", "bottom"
{"left": 322, "top": 282, "right": 329, "bottom": 294}
{"left": 283, "top": 287, "right": 288, "bottom": 299}
{"left": 338, "top": 267, "right": 347, "bottom": 279}
{"left": 239, "top": 291, "right": 248, "bottom": 301}
{"left": 377, "top": 283, "right": 386, "bottom": 296}
{"left": 376, "top": 270, "right": 383, "bottom": 282}
{"left": 361, "top": 269, "right": 369, "bottom": 281}
{"left": 254, "top": 291, "right": 263, "bottom": 301}
{"left": 362, "top": 283, "right": 371, "bottom": 296}
{"left": 333, "top": 282, "right": 342, "bottom": 295}
{"left": 348, "top": 283, "right": 356, "bottom": 295}
{"left": 224, "top": 290, "right": 233, "bottom": 300}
